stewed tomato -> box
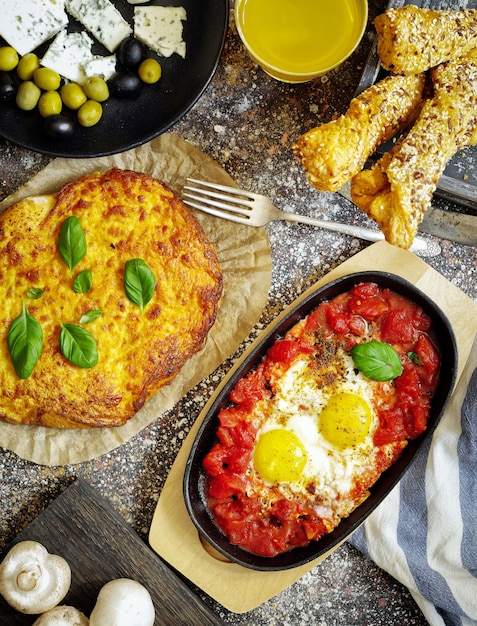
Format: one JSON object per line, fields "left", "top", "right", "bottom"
{"left": 202, "top": 282, "right": 441, "bottom": 557}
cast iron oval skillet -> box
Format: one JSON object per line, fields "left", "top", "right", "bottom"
{"left": 0, "top": 0, "right": 228, "bottom": 158}
{"left": 183, "top": 271, "right": 458, "bottom": 571}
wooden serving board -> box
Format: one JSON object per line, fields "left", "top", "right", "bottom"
{"left": 149, "top": 241, "right": 477, "bottom": 614}
{"left": 0, "top": 479, "right": 222, "bottom": 626}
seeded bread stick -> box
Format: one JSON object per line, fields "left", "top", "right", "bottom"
{"left": 350, "top": 58, "right": 477, "bottom": 249}
{"left": 293, "top": 73, "right": 425, "bottom": 192}
{"left": 375, "top": 5, "right": 477, "bottom": 74}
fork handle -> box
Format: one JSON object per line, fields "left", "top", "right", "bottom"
{"left": 280, "top": 211, "right": 428, "bottom": 253}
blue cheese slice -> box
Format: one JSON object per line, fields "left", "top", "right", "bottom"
{"left": 65, "top": 0, "right": 132, "bottom": 53}
{"left": 0, "top": 0, "right": 69, "bottom": 56}
{"left": 83, "top": 55, "right": 117, "bottom": 80}
{"left": 41, "top": 30, "right": 116, "bottom": 84}
{"left": 41, "top": 31, "right": 95, "bottom": 83}
{"left": 134, "top": 6, "right": 187, "bottom": 58}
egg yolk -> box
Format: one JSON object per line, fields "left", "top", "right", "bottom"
{"left": 319, "top": 392, "right": 373, "bottom": 450}
{"left": 253, "top": 428, "right": 308, "bottom": 484}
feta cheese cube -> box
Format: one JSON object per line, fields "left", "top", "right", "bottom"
{"left": 0, "top": 0, "right": 69, "bottom": 56}
{"left": 134, "top": 6, "right": 187, "bottom": 59}
{"left": 65, "top": 0, "right": 132, "bottom": 53}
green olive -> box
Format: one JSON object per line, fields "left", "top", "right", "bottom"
{"left": 34, "top": 67, "right": 61, "bottom": 91}
{"left": 77, "top": 100, "right": 103, "bottom": 127}
{"left": 17, "top": 53, "right": 40, "bottom": 80}
{"left": 16, "top": 81, "right": 41, "bottom": 111}
{"left": 61, "top": 82, "right": 87, "bottom": 110}
{"left": 138, "top": 58, "right": 162, "bottom": 84}
{"left": 38, "top": 90, "right": 63, "bottom": 117}
{"left": 0, "top": 46, "right": 19, "bottom": 72}
{"left": 83, "top": 76, "right": 109, "bottom": 102}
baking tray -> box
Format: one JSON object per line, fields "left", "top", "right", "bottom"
{"left": 357, "top": 0, "right": 477, "bottom": 211}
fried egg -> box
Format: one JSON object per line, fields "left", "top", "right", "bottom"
{"left": 250, "top": 348, "right": 380, "bottom": 517}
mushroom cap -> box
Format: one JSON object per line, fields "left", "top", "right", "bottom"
{"left": 0, "top": 541, "right": 71, "bottom": 614}
{"left": 32, "top": 605, "right": 89, "bottom": 625}
{"left": 89, "top": 578, "right": 155, "bottom": 626}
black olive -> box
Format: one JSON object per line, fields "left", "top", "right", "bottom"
{"left": 0, "top": 71, "right": 16, "bottom": 102}
{"left": 117, "top": 37, "right": 144, "bottom": 70}
{"left": 43, "top": 114, "right": 75, "bottom": 139}
{"left": 108, "top": 71, "right": 143, "bottom": 98}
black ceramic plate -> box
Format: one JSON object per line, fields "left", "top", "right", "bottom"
{"left": 0, "top": 0, "right": 228, "bottom": 158}
{"left": 183, "top": 272, "right": 458, "bottom": 571}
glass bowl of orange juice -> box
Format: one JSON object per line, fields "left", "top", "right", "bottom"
{"left": 234, "top": 0, "right": 368, "bottom": 83}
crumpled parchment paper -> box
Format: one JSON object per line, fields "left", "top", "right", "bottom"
{"left": 0, "top": 134, "right": 272, "bottom": 466}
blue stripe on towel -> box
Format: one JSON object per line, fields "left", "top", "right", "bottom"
{"left": 349, "top": 525, "right": 368, "bottom": 557}
{"left": 349, "top": 356, "right": 477, "bottom": 626}
{"left": 397, "top": 438, "right": 463, "bottom": 625}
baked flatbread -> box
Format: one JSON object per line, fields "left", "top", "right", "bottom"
{"left": 0, "top": 169, "right": 222, "bottom": 428}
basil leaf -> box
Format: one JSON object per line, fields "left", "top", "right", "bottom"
{"left": 124, "top": 258, "right": 156, "bottom": 311}
{"left": 351, "top": 341, "right": 403, "bottom": 381}
{"left": 79, "top": 310, "right": 102, "bottom": 324}
{"left": 7, "top": 302, "right": 43, "bottom": 379}
{"left": 27, "top": 287, "right": 44, "bottom": 299}
{"left": 408, "top": 351, "right": 423, "bottom": 366}
{"left": 59, "top": 216, "right": 87, "bottom": 274}
{"left": 73, "top": 269, "right": 93, "bottom": 293}
{"left": 59, "top": 322, "right": 98, "bottom": 369}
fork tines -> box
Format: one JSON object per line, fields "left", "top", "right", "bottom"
{"left": 185, "top": 178, "right": 254, "bottom": 199}
{"left": 183, "top": 178, "right": 255, "bottom": 218}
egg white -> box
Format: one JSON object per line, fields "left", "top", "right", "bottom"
{"left": 250, "top": 348, "right": 380, "bottom": 517}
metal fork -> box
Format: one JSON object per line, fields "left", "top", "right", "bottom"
{"left": 183, "top": 178, "right": 428, "bottom": 254}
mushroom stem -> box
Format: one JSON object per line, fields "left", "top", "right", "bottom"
{"left": 17, "top": 565, "right": 41, "bottom": 591}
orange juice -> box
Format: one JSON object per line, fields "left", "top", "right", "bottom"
{"left": 235, "top": 0, "right": 367, "bottom": 82}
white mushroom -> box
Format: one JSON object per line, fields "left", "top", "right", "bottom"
{"left": 32, "top": 605, "right": 89, "bottom": 625}
{"left": 89, "top": 578, "right": 155, "bottom": 626}
{"left": 0, "top": 541, "right": 71, "bottom": 614}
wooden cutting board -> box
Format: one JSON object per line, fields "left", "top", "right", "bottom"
{"left": 0, "top": 479, "right": 222, "bottom": 625}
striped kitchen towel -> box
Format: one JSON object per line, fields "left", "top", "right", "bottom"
{"left": 349, "top": 333, "right": 477, "bottom": 626}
